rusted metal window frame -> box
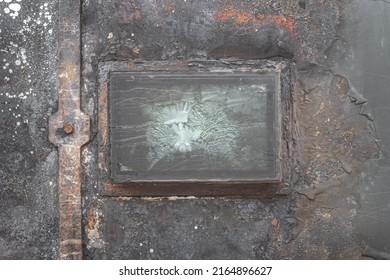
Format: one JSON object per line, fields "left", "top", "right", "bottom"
{"left": 97, "top": 61, "right": 291, "bottom": 197}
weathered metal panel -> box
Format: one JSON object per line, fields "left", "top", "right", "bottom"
{"left": 1, "top": 0, "right": 389, "bottom": 260}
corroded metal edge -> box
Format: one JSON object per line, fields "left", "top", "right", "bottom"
{"left": 48, "top": 0, "right": 90, "bottom": 260}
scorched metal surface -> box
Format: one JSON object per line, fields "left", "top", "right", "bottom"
{"left": 1, "top": 0, "right": 388, "bottom": 260}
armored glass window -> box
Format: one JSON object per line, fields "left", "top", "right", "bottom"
{"left": 108, "top": 72, "right": 281, "bottom": 184}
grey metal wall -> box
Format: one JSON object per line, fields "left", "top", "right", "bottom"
{"left": 1, "top": 0, "right": 389, "bottom": 259}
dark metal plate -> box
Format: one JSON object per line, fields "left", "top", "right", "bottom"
{"left": 109, "top": 71, "right": 281, "bottom": 183}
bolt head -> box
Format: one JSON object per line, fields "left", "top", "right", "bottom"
{"left": 63, "top": 123, "right": 74, "bottom": 134}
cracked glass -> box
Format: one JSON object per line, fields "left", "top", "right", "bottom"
{"left": 109, "top": 72, "right": 280, "bottom": 182}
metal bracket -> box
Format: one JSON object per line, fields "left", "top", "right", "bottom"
{"left": 48, "top": 0, "right": 90, "bottom": 260}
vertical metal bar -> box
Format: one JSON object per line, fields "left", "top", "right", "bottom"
{"left": 58, "top": 145, "right": 83, "bottom": 259}
{"left": 49, "top": 0, "right": 90, "bottom": 260}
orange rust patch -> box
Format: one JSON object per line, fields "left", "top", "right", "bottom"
{"left": 235, "top": 11, "right": 252, "bottom": 24}
{"left": 215, "top": 5, "right": 252, "bottom": 25}
{"left": 271, "top": 218, "right": 280, "bottom": 228}
{"left": 215, "top": 5, "right": 298, "bottom": 35}
{"left": 215, "top": 5, "right": 236, "bottom": 22}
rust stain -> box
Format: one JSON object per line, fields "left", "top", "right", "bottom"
{"left": 215, "top": 5, "right": 251, "bottom": 25}
{"left": 63, "top": 123, "right": 74, "bottom": 135}
{"left": 255, "top": 15, "right": 298, "bottom": 35}
{"left": 215, "top": 5, "right": 236, "bottom": 22}
{"left": 215, "top": 5, "right": 298, "bottom": 35}
{"left": 235, "top": 11, "right": 252, "bottom": 24}
{"left": 271, "top": 218, "right": 282, "bottom": 242}
{"left": 49, "top": 0, "right": 91, "bottom": 260}
{"left": 88, "top": 209, "right": 97, "bottom": 230}
{"left": 98, "top": 80, "right": 109, "bottom": 176}
{"left": 271, "top": 218, "right": 280, "bottom": 229}
{"left": 98, "top": 81, "right": 108, "bottom": 146}
{"left": 132, "top": 47, "right": 141, "bottom": 55}
{"left": 163, "top": 3, "right": 175, "bottom": 13}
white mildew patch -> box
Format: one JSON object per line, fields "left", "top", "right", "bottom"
{"left": 0, "top": 1, "right": 53, "bottom": 81}
{"left": 0, "top": 0, "right": 22, "bottom": 19}
{"left": 0, "top": 1, "right": 54, "bottom": 134}
{"left": 38, "top": 2, "right": 52, "bottom": 29}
